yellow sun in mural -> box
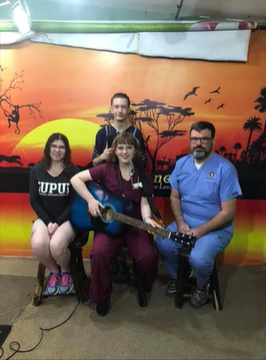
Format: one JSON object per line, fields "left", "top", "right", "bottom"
{"left": 13, "top": 119, "right": 100, "bottom": 167}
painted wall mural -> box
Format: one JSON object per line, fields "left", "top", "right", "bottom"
{"left": 0, "top": 31, "right": 265, "bottom": 265}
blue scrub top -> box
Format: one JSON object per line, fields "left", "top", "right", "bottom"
{"left": 168, "top": 152, "right": 242, "bottom": 235}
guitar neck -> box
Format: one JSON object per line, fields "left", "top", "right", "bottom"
{"left": 109, "top": 211, "right": 171, "bottom": 239}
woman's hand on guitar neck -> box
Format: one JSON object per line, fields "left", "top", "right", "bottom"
{"left": 88, "top": 198, "right": 104, "bottom": 217}
{"left": 144, "top": 216, "right": 163, "bottom": 232}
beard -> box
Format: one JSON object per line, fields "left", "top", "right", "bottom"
{"left": 192, "top": 146, "right": 212, "bottom": 160}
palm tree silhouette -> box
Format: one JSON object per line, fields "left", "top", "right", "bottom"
{"left": 249, "top": 132, "right": 266, "bottom": 162}
{"left": 254, "top": 87, "right": 266, "bottom": 133}
{"left": 243, "top": 116, "right": 262, "bottom": 159}
{"left": 240, "top": 150, "right": 246, "bottom": 162}
{"left": 218, "top": 146, "right": 226, "bottom": 155}
{"left": 233, "top": 142, "right": 242, "bottom": 158}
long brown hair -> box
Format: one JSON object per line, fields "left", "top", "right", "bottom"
{"left": 109, "top": 132, "right": 142, "bottom": 165}
{"left": 40, "top": 133, "right": 72, "bottom": 172}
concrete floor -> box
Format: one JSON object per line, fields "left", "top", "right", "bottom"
{"left": 0, "top": 257, "right": 265, "bottom": 360}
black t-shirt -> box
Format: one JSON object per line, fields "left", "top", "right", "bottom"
{"left": 92, "top": 125, "right": 147, "bottom": 167}
{"left": 29, "top": 163, "right": 80, "bottom": 226}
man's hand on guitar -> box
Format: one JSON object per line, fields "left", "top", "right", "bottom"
{"left": 88, "top": 198, "right": 105, "bottom": 217}
{"left": 177, "top": 220, "right": 190, "bottom": 234}
{"left": 186, "top": 227, "right": 203, "bottom": 240}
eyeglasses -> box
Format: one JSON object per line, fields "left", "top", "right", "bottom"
{"left": 51, "top": 144, "right": 66, "bottom": 151}
{"left": 190, "top": 137, "right": 212, "bottom": 144}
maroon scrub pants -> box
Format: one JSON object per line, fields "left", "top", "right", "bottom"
{"left": 89, "top": 226, "right": 158, "bottom": 304}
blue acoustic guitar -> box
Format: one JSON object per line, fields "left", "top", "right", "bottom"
{"left": 71, "top": 182, "right": 196, "bottom": 248}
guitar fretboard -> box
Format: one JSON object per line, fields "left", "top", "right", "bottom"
{"left": 103, "top": 208, "right": 195, "bottom": 246}
{"left": 107, "top": 209, "right": 171, "bottom": 238}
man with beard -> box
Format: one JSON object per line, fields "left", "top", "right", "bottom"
{"left": 155, "top": 121, "right": 242, "bottom": 308}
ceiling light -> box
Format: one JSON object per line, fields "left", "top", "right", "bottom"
{"left": 0, "top": 1, "right": 11, "bottom": 7}
{"left": 11, "top": 0, "right": 31, "bottom": 35}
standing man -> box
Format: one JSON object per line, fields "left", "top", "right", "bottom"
{"left": 155, "top": 121, "right": 242, "bottom": 308}
{"left": 92, "top": 93, "right": 147, "bottom": 167}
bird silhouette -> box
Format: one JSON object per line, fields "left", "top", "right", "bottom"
{"left": 204, "top": 98, "right": 212, "bottom": 104}
{"left": 217, "top": 103, "right": 225, "bottom": 110}
{"left": 210, "top": 86, "right": 221, "bottom": 94}
{"left": 183, "top": 86, "right": 200, "bottom": 100}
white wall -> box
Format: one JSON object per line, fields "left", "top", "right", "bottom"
{"left": 50, "top": 0, "right": 266, "bottom": 18}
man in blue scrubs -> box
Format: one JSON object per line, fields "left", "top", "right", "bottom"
{"left": 155, "top": 121, "right": 242, "bottom": 308}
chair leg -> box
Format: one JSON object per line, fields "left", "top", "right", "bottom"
{"left": 33, "top": 263, "right": 46, "bottom": 307}
{"left": 175, "top": 254, "right": 185, "bottom": 309}
{"left": 120, "top": 258, "right": 131, "bottom": 282}
{"left": 111, "top": 256, "right": 131, "bottom": 282}
{"left": 76, "top": 248, "right": 87, "bottom": 280}
{"left": 70, "top": 249, "right": 87, "bottom": 303}
{"left": 76, "top": 248, "right": 90, "bottom": 301}
{"left": 210, "top": 262, "right": 223, "bottom": 311}
{"left": 71, "top": 249, "right": 90, "bottom": 303}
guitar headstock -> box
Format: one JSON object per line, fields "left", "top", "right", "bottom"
{"left": 170, "top": 231, "right": 196, "bottom": 248}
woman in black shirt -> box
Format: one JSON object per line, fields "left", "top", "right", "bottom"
{"left": 30, "top": 133, "right": 79, "bottom": 296}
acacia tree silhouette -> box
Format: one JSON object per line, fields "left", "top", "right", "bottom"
{"left": 129, "top": 99, "right": 194, "bottom": 170}
{"left": 96, "top": 112, "right": 113, "bottom": 125}
{"left": 0, "top": 67, "right": 42, "bottom": 134}
{"left": 96, "top": 99, "right": 194, "bottom": 171}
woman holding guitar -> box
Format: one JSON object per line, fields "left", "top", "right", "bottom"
{"left": 70, "top": 132, "right": 160, "bottom": 316}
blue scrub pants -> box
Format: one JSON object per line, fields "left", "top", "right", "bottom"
{"left": 154, "top": 221, "right": 232, "bottom": 288}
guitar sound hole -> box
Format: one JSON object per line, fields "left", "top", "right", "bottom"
{"left": 103, "top": 206, "right": 112, "bottom": 220}
{"left": 91, "top": 216, "right": 109, "bottom": 229}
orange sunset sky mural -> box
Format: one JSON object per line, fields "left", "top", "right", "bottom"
{"left": 0, "top": 31, "right": 265, "bottom": 264}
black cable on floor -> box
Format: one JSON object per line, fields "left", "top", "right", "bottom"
{"left": 0, "top": 301, "right": 80, "bottom": 360}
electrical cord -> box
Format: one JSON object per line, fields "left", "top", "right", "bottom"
{"left": 0, "top": 301, "right": 81, "bottom": 360}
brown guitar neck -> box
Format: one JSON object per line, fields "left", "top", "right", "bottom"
{"left": 104, "top": 208, "right": 171, "bottom": 238}
{"left": 102, "top": 208, "right": 195, "bottom": 247}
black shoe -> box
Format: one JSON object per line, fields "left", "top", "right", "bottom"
{"left": 138, "top": 291, "right": 148, "bottom": 307}
{"left": 144, "top": 283, "right": 153, "bottom": 293}
{"left": 190, "top": 281, "right": 210, "bottom": 309}
{"left": 165, "top": 279, "right": 176, "bottom": 297}
{"left": 96, "top": 299, "right": 110, "bottom": 316}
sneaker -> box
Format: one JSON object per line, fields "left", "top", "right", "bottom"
{"left": 165, "top": 279, "right": 176, "bottom": 297}
{"left": 46, "top": 272, "right": 60, "bottom": 296}
{"left": 59, "top": 272, "right": 74, "bottom": 295}
{"left": 190, "top": 281, "right": 210, "bottom": 308}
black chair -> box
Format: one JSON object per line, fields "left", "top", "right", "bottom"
{"left": 111, "top": 247, "right": 148, "bottom": 307}
{"left": 175, "top": 249, "right": 223, "bottom": 311}
{"left": 33, "top": 231, "right": 90, "bottom": 306}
